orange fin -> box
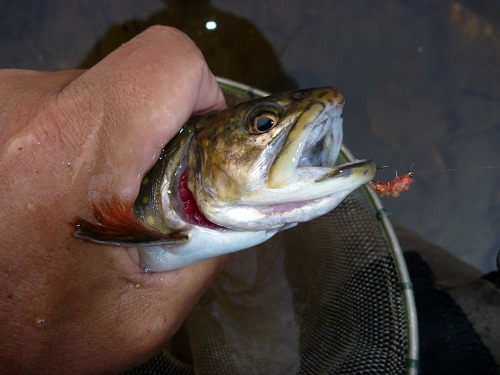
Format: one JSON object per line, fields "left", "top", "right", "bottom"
{"left": 73, "top": 196, "right": 188, "bottom": 246}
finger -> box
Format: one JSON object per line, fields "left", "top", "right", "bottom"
{"left": 58, "top": 26, "right": 225, "bottom": 199}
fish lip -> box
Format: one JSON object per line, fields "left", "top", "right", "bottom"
{"left": 239, "top": 159, "right": 377, "bottom": 206}
{"left": 268, "top": 96, "right": 343, "bottom": 188}
{"left": 314, "top": 159, "right": 377, "bottom": 182}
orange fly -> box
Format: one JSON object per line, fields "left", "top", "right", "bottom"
{"left": 367, "top": 167, "right": 414, "bottom": 197}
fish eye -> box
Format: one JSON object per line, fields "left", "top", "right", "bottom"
{"left": 247, "top": 105, "right": 281, "bottom": 134}
{"left": 251, "top": 113, "right": 278, "bottom": 133}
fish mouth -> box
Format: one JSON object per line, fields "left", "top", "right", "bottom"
{"left": 268, "top": 100, "right": 343, "bottom": 189}
{"left": 245, "top": 98, "right": 377, "bottom": 205}
{"left": 201, "top": 157, "right": 376, "bottom": 231}
{"left": 240, "top": 159, "right": 377, "bottom": 205}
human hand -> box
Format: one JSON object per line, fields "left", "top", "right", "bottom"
{"left": 0, "top": 26, "right": 226, "bottom": 374}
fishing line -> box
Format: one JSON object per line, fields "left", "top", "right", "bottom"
{"left": 369, "top": 164, "right": 500, "bottom": 197}
{"left": 376, "top": 164, "right": 500, "bottom": 175}
{"left": 411, "top": 165, "right": 500, "bottom": 175}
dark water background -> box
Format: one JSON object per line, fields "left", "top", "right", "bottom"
{"left": 1, "top": 0, "right": 499, "bottom": 271}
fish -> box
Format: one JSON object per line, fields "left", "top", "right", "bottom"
{"left": 74, "top": 87, "right": 376, "bottom": 271}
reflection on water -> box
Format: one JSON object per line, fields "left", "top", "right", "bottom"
{"left": 1, "top": 0, "right": 499, "bottom": 271}
{"left": 79, "top": 0, "right": 296, "bottom": 92}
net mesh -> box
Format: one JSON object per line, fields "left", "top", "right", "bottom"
{"left": 126, "top": 191, "right": 408, "bottom": 374}
{"left": 124, "top": 82, "right": 411, "bottom": 374}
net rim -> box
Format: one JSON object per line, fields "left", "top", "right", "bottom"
{"left": 216, "top": 77, "right": 419, "bottom": 374}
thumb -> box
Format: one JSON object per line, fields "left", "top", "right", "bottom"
{"left": 58, "top": 26, "right": 225, "bottom": 200}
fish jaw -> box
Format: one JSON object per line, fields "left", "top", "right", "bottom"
{"left": 201, "top": 160, "right": 376, "bottom": 231}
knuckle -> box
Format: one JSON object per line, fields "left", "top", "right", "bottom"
{"left": 142, "top": 25, "right": 205, "bottom": 65}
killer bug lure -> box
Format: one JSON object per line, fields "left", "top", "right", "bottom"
{"left": 367, "top": 166, "right": 414, "bottom": 198}
{"left": 366, "top": 164, "right": 500, "bottom": 198}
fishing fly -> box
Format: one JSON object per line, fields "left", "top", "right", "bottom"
{"left": 367, "top": 166, "right": 414, "bottom": 197}
{"left": 367, "top": 164, "right": 500, "bottom": 198}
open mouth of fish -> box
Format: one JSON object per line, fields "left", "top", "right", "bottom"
{"left": 179, "top": 99, "right": 376, "bottom": 231}
{"left": 247, "top": 104, "right": 375, "bottom": 206}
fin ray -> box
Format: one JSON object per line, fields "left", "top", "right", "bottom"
{"left": 73, "top": 197, "right": 188, "bottom": 246}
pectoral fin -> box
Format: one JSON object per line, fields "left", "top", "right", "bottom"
{"left": 73, "top": 196, "right": 188, "bottom": 246}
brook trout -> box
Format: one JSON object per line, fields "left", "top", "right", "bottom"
{"left": 74, "top": 87, "right": 376, "bottom": 271}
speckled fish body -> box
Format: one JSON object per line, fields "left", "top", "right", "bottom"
{"left": 75, "top": 88, "right": 376, "bottom": 271}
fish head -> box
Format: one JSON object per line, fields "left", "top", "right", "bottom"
{"left": 189, "top": 87, "right": 376, "bottom": 231}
